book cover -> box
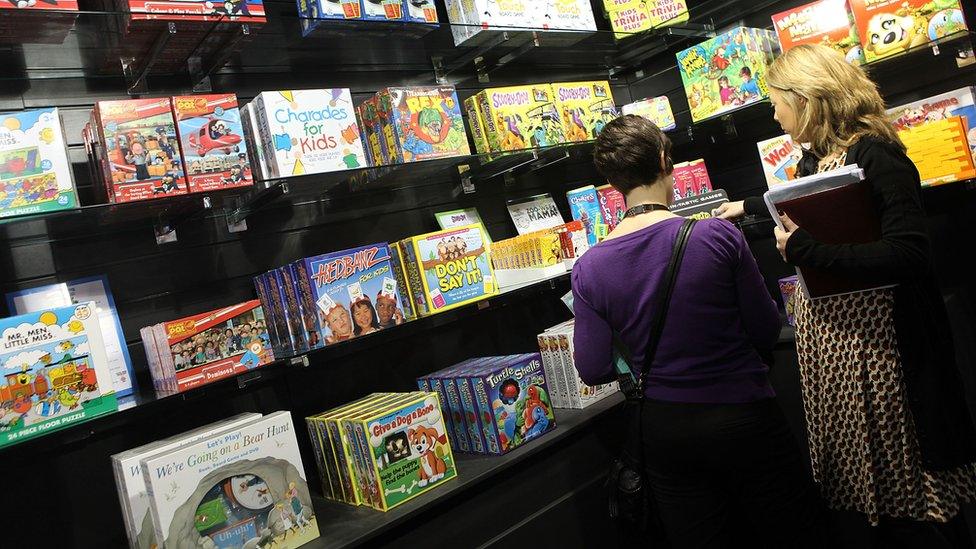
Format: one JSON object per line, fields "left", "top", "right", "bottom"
{"left": 506, "top": 193, "right": 565, "bottom": 235}
{"left": 435, "top": 207, "right": 483, "bottom": 230}
{"left": 772, "top": 0, "right": 865, "bottom": 64}
{"left": 0, "top": 108, "right": 77, "bottom": 218}
{"left": 621, "top": 96, "right": 676, "bottom": 131}
{"left": 142, "top": 412, "right": 320, "bottom": 549}
{"left": 756, "top": 134, "right": 804, "bottom": 188}
{"left": 566, "top": 185, "right": 603, "bottom": 245}
{"left": 173, "top": 94, "right": 253, "bottom": 193}
{"left": 0, "top": 302, "right": 118, "bottom": 449}
{"left": 552, "top": 81, "right": 618, "bottom": 143}
{"left": 849, "top": 0, "right": 967, "bottom": 63}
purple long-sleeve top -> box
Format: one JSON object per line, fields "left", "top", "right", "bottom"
{"left": 571, "top": 217, "right": 780, "bottom": 403}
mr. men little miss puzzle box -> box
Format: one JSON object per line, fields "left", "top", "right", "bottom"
{"left": 173, "top": 94, "right": 253, "bottom": 193}
{"left": 0, "top": 108, "right": 77, "bottom": 218}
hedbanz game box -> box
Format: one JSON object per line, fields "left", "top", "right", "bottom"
{"left": 0, "top": 108, "right": 77, "bottom": 218}
{"left": 553, "top": 81, "right": 619, "bottom": 143}
{"left": 92, "top": 98, "right": 188, "bottom": 203}
{"left": 849, "top": 0, "right": 968, "bottom": 63}
{"left": 772, "top": 0, "right": 865, "bottom": 64}
{"left": 173, "top": 94, "right": 254, "bottom": 193}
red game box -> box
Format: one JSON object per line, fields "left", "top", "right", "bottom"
{"left": 849, "top": 0, "right": 968, "bottom": 63}
{"left": 172, "top": 94, "right": 254, "bottom": 193}
{"left": 126, "top": 0, "right": 266, "bottom": 23}
{"left": 772, "top": 0, "right": 865, "bottom": 64}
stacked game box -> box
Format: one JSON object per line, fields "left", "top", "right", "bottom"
{"left": 0, "top": 303, "right": 119, "bottom": 449}
{"left": 772, "top": 0, "right": 865, "bottom": 64}
{"left": 596, "top": 184, "right": 626, "bottom": 232}
{"left": 672, "top": 158, "right": 713, "bottom": 199}
{"left": 139, "top": 301, "right": 274, "bottom": 395}
{"left": 394, "top": 223, "right": 496, "bottom": 318}
{"left": 849, "top": 0, "right": 967, "bottom": 63}
{"left": 676, "top": 27, "right": 780, "bottom": 123}
{"left": 139, "top": 411, "right": 320, "bottom": 548}
{"left": 173, "top": 94, "right": 254, "bottom": 192}
{"left": 897, "top": 116, "right": 976, "bottom": 187}
{"left": 472, "top": 84, "right": 565, "bottom": 153}
{"left": 445, "top": 0, "right": 595, "bottom": 46}
{"left": 604, "top": 0, "right": 689, "bottom": 39}
{"left": 419, "top": 354, "right": 557, "bottom": 455}
{"left": 256, "top": 243, "right": 407, "bottom": 355}
{"left": 247, "top": 89, "right": 368, "bottom": 179}
{"left": 538, "top": 321, "right": 619, "bottom": 409}
{"left": 553, "top": 81, "right": 619, "bottom": 143}
{"left": 0, "top": 108, "right": 77, "bottom": 218}
{"left": 112, "top": 413, "right": 261, "bottom": 549}
{"left": 490, "top": 222, "right": 589, "bottom": 288}
{"left": 307, "top": 392, "right": 457, "bottom": 511}
{"left": 888, "top": 87, "right": 976, "bottom": 168}
{"left": 622, "top": 95, "right": 677, "bottom": 131}
{"left": 357, "top": 86, "right": 470, "bottom": 166}
{"left": 0, "top": 1, "right": 78, "bottom": 44}
{"left": 122, "top": 0, "right": 266, "bottom": 23}
{"left": 300, "top": 0, "right": 439, "bottom": 36}
{"left": 757, "top": 134, "right": 804, "bottom": 188}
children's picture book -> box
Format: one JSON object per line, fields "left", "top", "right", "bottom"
{"left": 506, "top": 193, "right": 565, "bottom": 235}
{"left": 125, "top": 0, "right": 267, "bottom": 22}
{"left": 6, "top": 276, "right": 136, "bottom": 398}
{"left": 173, "top": 94, "right": 253, "bottom": 193}
{"left": 141, "top": 412, "right": 320, "bottom": 549}
{"left": 93, "top": 98, "right": 187, "bottom": 203}
{"left": 676, "top": 27, "right": 777, "bottom": 122}
{"left": 756, "top": 134, "right": 804, "bottom": 188}
{"left": 476, "top": 84, "right": 564, "bottom": 152}
{"left": 552, "top": 81, "right": 619, "bottom": 143}
{"left": 435, "top": 208, "right": 483, "bottom": 230}
{"left": 0, "top": 108, "right": 77, "bottom": 218}
{"left": 566, "top": 185, "right": 603, "bottom": 245}
{"left": 621, "top": 96, "right": 676, "bottom": 131}
{"left": 672, "top": 158, "right": 713, "bottom": 199}
{"left": 849, "top": 0, "right": 967, "bottom": 63}
{"left": 888, "top": 87, "right": 976, "bottom": 166}
{"left": 897, "top": 116, "right": 976, "bottom": 187}
{"left": 0, "top": 303, "right": 118, "bottom": 449}
{"left": 252, "top": 89, "right": 367, "bottom": 178}
{"left": 291, "top": 243, "right": 404, "bottom": 349}
{"left": 379, "top": 86, "right": 471, "bottom": 163}
{"left": 772, "top": 0, "right": 866, "bottom": 64}
{"left": 596, "top": 184, "right": 626, "bottom": 231}
{"left": 399, "top": 224, "right": 496, "bottom": 315}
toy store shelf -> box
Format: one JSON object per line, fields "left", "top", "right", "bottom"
{"left": 308, "top": 392, "right": 625, "bottom": 549}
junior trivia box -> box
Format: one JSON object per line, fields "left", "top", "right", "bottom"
{"left": 0, "top": 303, "right": 118, "bottom": 449}
{"left": 849, "top": 0, "right": 967, "bottom": 63}
{"left": 0, "top": 108, "right": 77, "bottom": 218}
{"left": 397, "top": 224, "right": 496, "bottom": 315}
{"left": 252, "top": 89, "right": 367, "bottom": 178}
{"left": 772, "top": 0, "right": 865, "bottom": 64}
{"left": 173, "top": 94, "right": 254, "bottom": 193}
{"left": 476, "top": 84, "right": 564, "bottom": 152}
{"left": 553, "top": 81, "right": 618, "bottom": 143}
{"left": 93, "top": 98, "right": 188, "bottom": 203}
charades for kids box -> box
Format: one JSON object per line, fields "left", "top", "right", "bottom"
{"left": 849, "top": 0, "right": 968, "bottom": 63}
{"left": 772, "top": 0, "right": 865, "bottom": 64}
{"left": 476, "top": 84, "right": 565, "bottom": 152}
{"left": 141, "top": 412, "right": 320, "bottom": 549}
{"left": 252, "top": 89, "right": 367, "bottom": 179}
{"left": 0, "top": 108, "right": 77, "bottom": 218}
{"left": 0, "top": 303, "right": 118, "bottom": 449}
{"left": 553, "top": 81, "right": 619, "bottom": 143}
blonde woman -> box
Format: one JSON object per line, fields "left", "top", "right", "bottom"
{"left": 717, "top": 44, "right": 976, "bottom": 543}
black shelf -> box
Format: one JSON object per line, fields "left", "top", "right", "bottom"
{"left": 308, "top": 392, "right": 624, "bottom": 549}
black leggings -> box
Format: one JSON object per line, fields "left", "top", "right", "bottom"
{"left": 641, "top": 398, "right": 828, "bottom": 548}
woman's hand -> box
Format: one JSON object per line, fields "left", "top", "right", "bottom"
{"left": 714, "top": 200, "right": 746, "bottom": 220}
{"left": 775, "top": 215, "right": 799, "bottom": 262}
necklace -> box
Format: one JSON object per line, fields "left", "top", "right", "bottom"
{"left": 623, "top": 203, "right": 669, "bottom": 218}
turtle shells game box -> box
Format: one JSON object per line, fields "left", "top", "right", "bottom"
{"left": 173, "top": 94, "right": 253, "bottom": 193}
{"left": 141, "top": 412, "right": 320, "bottom": 549}
{"left": 475, "top": 84, "right": 566, "bottom": 152}
{"left": 553, "top": 81, "right": 619, "bottom": 143}
{"left": 0, "top": 303, "right": 118, "bottom": 449}
{"left": 849, "top": 0, "right": 968, "bottom": 63}
{"left": 0, "top": 108, "right": 77, "bottom": 218}
{"left": 92, "top": 98, "right": 188, "bottom": 203}
{"left": 772, "top": 0, "right": 865, "bottom": 64}
{"left": 397, "top": 224, "right": 496, "bottom": 316}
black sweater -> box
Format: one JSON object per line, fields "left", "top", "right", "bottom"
{"left": 744, "top": 136, "right": 976, "bottom": 470}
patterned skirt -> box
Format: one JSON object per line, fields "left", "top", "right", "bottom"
{"left": 794, "top": 287, "right": 976, "bottom": 525}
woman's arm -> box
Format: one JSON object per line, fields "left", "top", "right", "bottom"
{"left": 784, "top": 142, "right": 930, "bottom": 281}
{"left": 571, "top": 269, "right": 617, "bottom": 387}
{"left": 729, "top": 225, "right": 782, "bottom": 351}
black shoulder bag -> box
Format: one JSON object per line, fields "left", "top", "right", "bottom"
{"left": 607, "top": 218, "right": 696, "bottom": 534}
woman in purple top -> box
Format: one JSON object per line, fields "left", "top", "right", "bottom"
{"left": 572, "top": 115, "right": 825, "bottom": 547}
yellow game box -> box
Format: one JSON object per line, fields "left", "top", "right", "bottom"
{"left": 476, "top": 85, "right": 565, "bottom": 152}
{"left": 552, "top": 81, "right": 619, "bottom": 143}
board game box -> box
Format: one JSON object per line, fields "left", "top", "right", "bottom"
{"left": 435, "top": 207, "right": 483, "bottom": 231}
{"left": 0, "top": 107, "right": 77, "bottom": 218}
{"left": 672, "top": 158, "right": 713, "bottom": 199}
{"left": 476, "top": 84, "right": 565, "bottom": 152}
{"left": 444, "top": 0, "right": 533, "bottom": 45}
{"left": 757, "top": 134, "right": 804, "bottom": 188}
{"left": 596, "top": 184, "right": 626, "bottom": 232}
{"left": 251, "top": 89, "right": 367, "bottom": 179}
{"left": 621, "top": 96, "right": 676, "bottom": 131}
{"left": 93, "top": 98, "right": 188, "bottom": 203}
{"left": 125, "top": 0, "right": 267, "bottom": 22}
{"left": 897, "top": 115, "right": 976, "bottom": 187}
{"left": 540, "top": 0, "right": 597, "bottom": 31}
{"left": 403, "top": 0, "right": 438, "bottom": 23}
{"left": 468, "top": 354, "right": 556, "bottom": 453}
{"left": 141, "top": 412, "right": 320, "bottom": 549}
{"left": 566, "top": 185, "right": 603, "bottom": 246}
{"left": 398, "top": 224, "right": 496, "bottom": 315}
{"left": 376, "top": 86, "right": 471, "bottom": 163}
{"left": 676, "top": 27, "right": 777, "bottom": 123}
{"left": 889, "top": 87, "right": 976, "bottom": 166}
{"left": 173, "top": 94, "right": 253, "bottom": 193}
{"left": 553, "top": 81, "right": 619, "bottom": 143}
{"left": 290, "top": 243, "right": 404, "bottom": 349}
{"left": 849, "top": 0, "right": 968, "bottom": 63}
{"left": 772, "top": 0, "right": 865, "bottom": 64}
{"left": 0, "top": 302, "right": 118, "bottom": 449}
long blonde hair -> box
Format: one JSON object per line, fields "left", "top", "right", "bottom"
{"left": 766, "top": 44, "right": 903, "bottom": 158}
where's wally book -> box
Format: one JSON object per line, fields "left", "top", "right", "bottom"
{"left": 0, "top": 303, "right": 118, "bottom": 449}
{"left": 141, "top": 412, "right": 320, "bottom": 549}
{"left": 506, "top": 193, "right": 564, "bottom": 235}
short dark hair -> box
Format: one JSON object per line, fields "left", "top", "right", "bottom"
{"left": 592, "top": 115, "right": 673, "bottom": 194}
{"left": 740, "top": 66, "right": 752, "bottom": 77}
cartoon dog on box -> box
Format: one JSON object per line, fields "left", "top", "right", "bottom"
{"left": 409, "top": 426, "right": 447, "bottom": 487}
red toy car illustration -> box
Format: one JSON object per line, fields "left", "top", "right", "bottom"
{"left": 187, "top": 118, "right": 242, "bottom": 157}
